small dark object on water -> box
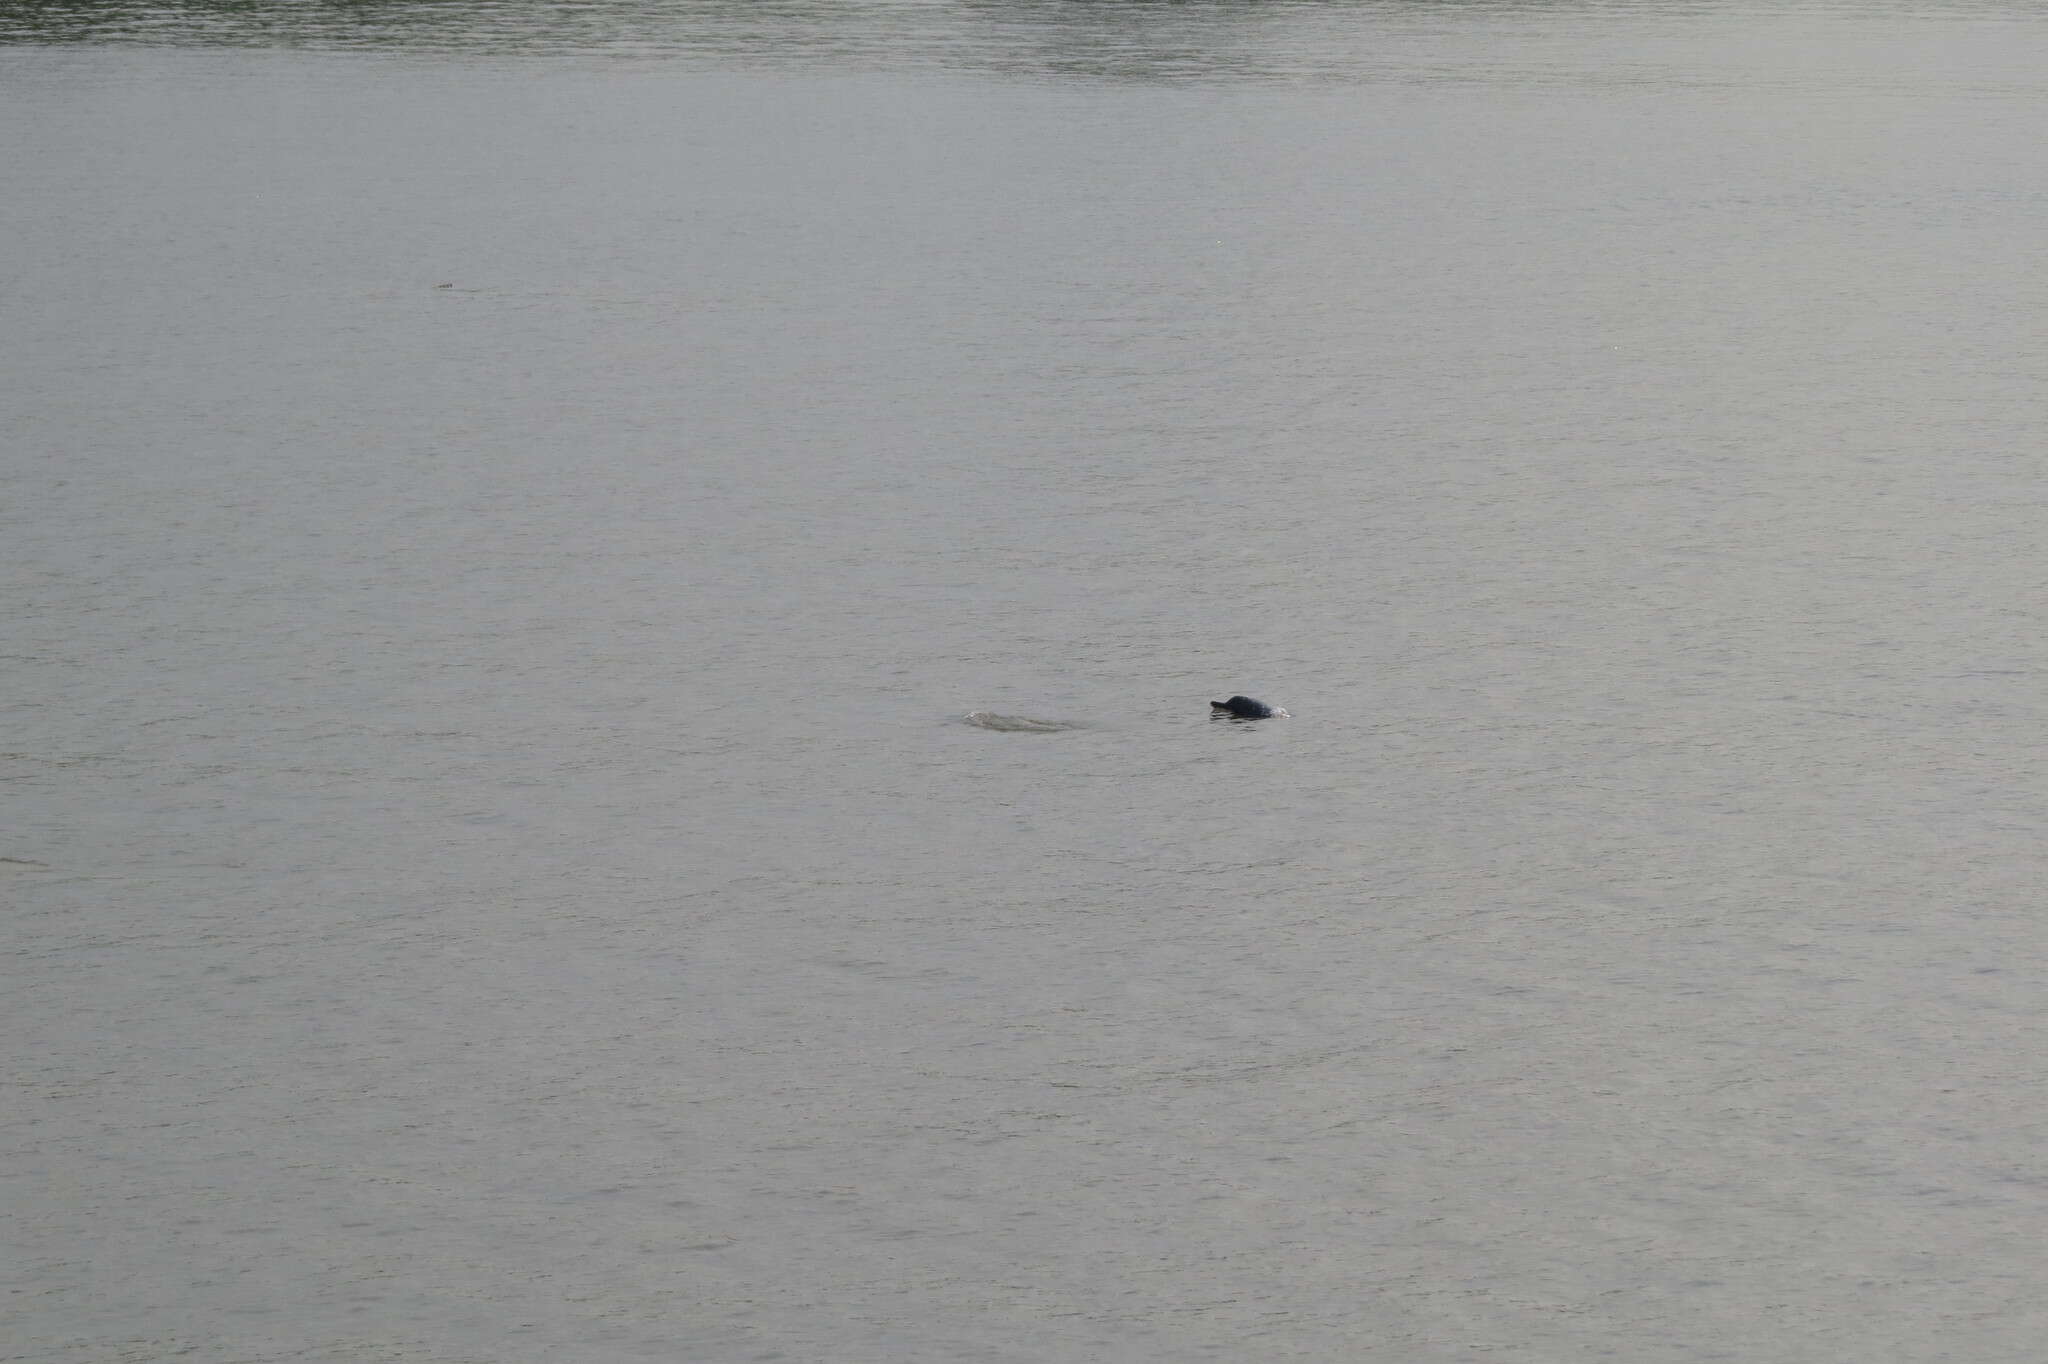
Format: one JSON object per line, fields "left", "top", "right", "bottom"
{"left": 1211, "top": 695, "right": 1287, "bottom": 719}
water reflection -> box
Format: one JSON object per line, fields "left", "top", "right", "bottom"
{"left": 953, "top": 0, "right": 1297, "bottom": 84}
{"left": 0, "top": 0, "right": 1978, "bottom": 74}
{"left": 0, "top": 0, "right": 906, "bottom": 55}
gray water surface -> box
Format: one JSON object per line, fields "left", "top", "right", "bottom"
{"left": 10, "top": 2, "right": 2048, "bottom": 1360}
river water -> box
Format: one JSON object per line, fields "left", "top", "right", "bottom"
{"left": 9, "top": 2, "right": 2048, "bottom": 1360}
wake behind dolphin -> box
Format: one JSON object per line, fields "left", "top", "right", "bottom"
{"left": 964, "top": 694, "right": 1288, "bottom": 729}
{"left": 962, "top": 711, "right": 1082, "bottom": 733}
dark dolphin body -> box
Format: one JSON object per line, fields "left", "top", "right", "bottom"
{"left": 1211, "top": 695, "right": 1286, "bottom": 719}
